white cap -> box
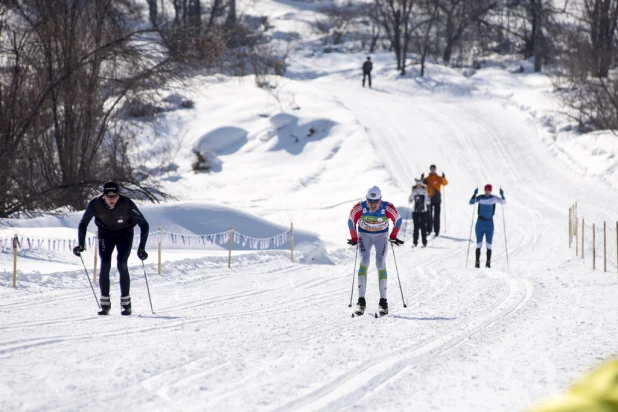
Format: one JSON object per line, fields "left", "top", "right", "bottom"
{"left": 366, "top": 186, "right": 382, "bottom": 200}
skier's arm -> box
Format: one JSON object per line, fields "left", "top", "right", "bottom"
{"left": 469, "top": 188, "right": 479, "bottom": 205}
{"left": 128, "top": 200, "right": 150, "bottom": 250}
{"left": 441, "top": 174, "right": 448, "bottom": 186}
{"left": 385, "top": 203, "right": 402, "bottom": 239}
{"left": 348, "top": 202, "right": 362, "bottom": 241}
{"left": 77, "top": 199, "right": 96, "bottom": 247}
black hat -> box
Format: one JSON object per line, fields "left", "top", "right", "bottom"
{"left": 103, "top": 181, "right": 119, "bottom": 195}
{"left": 430, "top": 164, "right": 436, "bottom": 169}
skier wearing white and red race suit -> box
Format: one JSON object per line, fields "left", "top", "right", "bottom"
{"left": 347, "top": 186, "right": 403, "bottom": 315}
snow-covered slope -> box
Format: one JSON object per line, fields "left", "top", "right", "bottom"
{"left": 1, "top": 1, "right": 618, "bottom": 411}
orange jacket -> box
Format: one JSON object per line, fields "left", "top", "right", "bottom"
{"left": 424, "top": 173, "right": 448, "bottom": 197}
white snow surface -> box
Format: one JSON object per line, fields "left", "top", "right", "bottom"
{"left": 1, "top": 1, "right": 618, "bottom": 411}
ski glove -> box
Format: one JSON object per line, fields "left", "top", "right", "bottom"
{"left": 73, "top": 245, "right": 85, "bottom": 257}
{"left": 442, "top": 173, "right": 446, "bottom": 178}
{"left": 389, "top": 238, "right": 404, "bottom": 246}
{"left": 499, "top": 188, "right": 505, "bottom": 197}
{"left": 347, "top": 239, "right": 358, "bottom": 246}
{"left": 473, "top": 188, "right": 478, "bottom": 196}
{"left": 137, "top": 249, "right": 148, "bottom": 260}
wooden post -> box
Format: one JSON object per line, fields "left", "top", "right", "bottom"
{"left": 93, "top": 232, "right": 98, "bottom": 284}
{"left": 592, "top": 223, "right": 596, "bottom": 270}
{"left": 575, "top": 217, "right": 579, "bottom": 256}
{"left": 228, "top": 226, "right": 233, "bottom": 268}
{"left": 569, "top": 207, "right": 572, "bottom": 248}
{"left": 12, "top": 235, "right": 18, "bottom": 288}
{"left": 157, "top": 227, "right": 162, "bottom": 275}
{"left": 290, "top": 222, "right": 294, "bottom": 262}
{"left": 582, "top": 218, "right": 585, "bottom": 259}
{"left": 603, "top": 222, "right": 607, "bottom": 272}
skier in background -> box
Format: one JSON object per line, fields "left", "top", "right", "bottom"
{"left": 347, "top": 186, "right": 403, "bottom": 316}
{"left": 422, "top": 164, "right": 448, "bottom": 237}
{"left": 74, "top": 181, "right": 150, "bottom": 316}
{"left": 362, "top": 56, "right": 373, "bottom": 88}
{"left": 408, "top": 179, "right": 430, "bottom": 247}
{"left": 469, "top": 184, "right": 506, "bottom": 268}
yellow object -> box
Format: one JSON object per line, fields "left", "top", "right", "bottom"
{"left": 531, "top": 359, "right": 618, "bottom": 412}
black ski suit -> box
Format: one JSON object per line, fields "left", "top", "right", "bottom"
{"left": 363, "top": 60, "right": 373, "bottom": 88}
{"left": 78, "top": 195, "right": 149, "bottom": 297}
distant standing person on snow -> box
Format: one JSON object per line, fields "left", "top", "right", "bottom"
{"left": 408, "top": 179, "right": 431, "bottom": 247}
{"left": 469, "top": 184, "right": 506, "bottom": 268}
{"left": 347, "top": 186, "right": 403, "bottom": 316}
{"left": 362, "top": 56, "right": 373, "bottom": 88}
{"left": 422, "top": 164, "right": 448, "bottom": 237}
{"left": 74, "top": 182, "right": 150, "bottom": 316}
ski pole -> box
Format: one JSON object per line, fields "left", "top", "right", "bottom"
{"left": 466, "top": 193, "right": 476, "bottom": 269}
{"left": 390, "top": 242, "right": 407, "bottom": 308}
{"left": 443, "top": 186, "right": 446, "bottom": 233}
{"left": 142, "top": 261, "right": 155, "bottom": 314}
{"left": 348, "top": 243, "right": 358, "bottom": 307}
{"left": 79, "top": 254, "right": 100, "bottom": 309}
{"left": 501, "top": 187, "right": 510, "bottom": 269}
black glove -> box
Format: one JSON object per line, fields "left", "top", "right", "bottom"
{"left": 73, "top": 245, "right": 85, "bottom": 257}
{"left": 499, "top": 188, "right": 504, "bottom": 197}
{"left": 420, "top": 173, "right": 425, "bottom": 180}
{"left": 473, "top": 188, "right": 478, "bottom": 196}
{"left": 137, "top": 249, "right": 148, "bottom": 260}
{"left": 442, "top": 173, "right": 445, "bottom": 178}
{"left": 389, "top": 238, "right": 404, "bottom": 246}
{"left": 347, "top": 239, "right": 357, "bottom": 246}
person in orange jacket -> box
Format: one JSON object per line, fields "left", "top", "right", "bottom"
{"left": 422, "top": 164, "right": 448, "bottom": 237}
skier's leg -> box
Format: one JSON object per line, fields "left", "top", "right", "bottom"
{"left": 98, "top": 234, "right": 116, "bottom": 297}
{"left": 357, "top": 234, "right": 372, "bottom": 299}
{"left": 486, "top": 222, "right": 495, "bottom": 267}
{"left": 412, "top": 212, "right": 420, "bottom": 245}
{"left": 116, "top": 231, "right": 134, "bottom": 302}
{"left": 433, "top": 200, "right": 441, "bottom": 236}
{"left": 362, "top": 73, "right": 366, "bottom": 87}
{"left": 374, "top": 234, "right": 389, "bottom": 300}
{"left": 368, "top": 73, "right": 372, "bottom": 88}
{"left": 474, "top": 221, "right": 483, "bottom": 267}
{"left": 421, "top": 212, "right": 428, "bottom": 245}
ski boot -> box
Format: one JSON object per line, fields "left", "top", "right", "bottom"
{"left": 377, "top": 298, "right": 388, "bottom": 317}
{"left": 486, "top": 250, "right": 492, "bottom": 269}
{"left": 98, "top": 296, "right": 111, "bottom": 316}
{"left": 475, "top": 248, "right": 481, "bottom": 269}
{"left": 120, "top": 295, "right": 132, "bottom": 316}
{"left": 354, "top": 297, "right": 366, "bottom": 316}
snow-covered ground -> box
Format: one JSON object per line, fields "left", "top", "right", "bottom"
{"left": 1, "top": 1, "right": 618, "bottom": 411}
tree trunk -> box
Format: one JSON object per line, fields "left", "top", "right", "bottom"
{"left": 533, "top": 0, "right": 543, "bottom": 72}
{"left": 226, "top": 0, "right": 236, "bottom": 26}
{"left": 442, "top": 10, "right": 455, "bottom": 64}
{"left": 147, "top": 0, "right": 158, "bottom": 27}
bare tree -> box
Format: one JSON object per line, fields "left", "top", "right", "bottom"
{"left": 375, "top": 0, "right": 417, "bottom": 74}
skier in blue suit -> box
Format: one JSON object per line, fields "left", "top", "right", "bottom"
{"left": 469, "top": 184, "right": 506, "bottom": 268}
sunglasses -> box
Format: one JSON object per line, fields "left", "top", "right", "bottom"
{"left": 105, "top": 193, "right": 119, "bottom": 199}
{"left": 367, "top": 198, "right": 380, "bottom": 204}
